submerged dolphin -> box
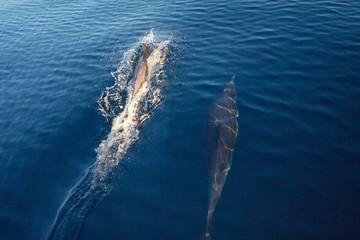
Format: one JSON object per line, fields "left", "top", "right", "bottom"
{"left": 133, "top": 42, "right": 168, "bottom": 97}
{"left": 203, "top": 76, "right": 239, "bottom": 240}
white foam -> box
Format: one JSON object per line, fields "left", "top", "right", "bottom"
{"left": 94, "top": 31, "right": 170, "bottom": 185}
{"left": 48, "top": 30, "right": 171, "bottom": 240}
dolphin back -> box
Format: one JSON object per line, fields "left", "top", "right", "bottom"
{"left": 133, "top": 42, "right": 168, "bottom": 97}
{"left": 206, "top": 76, "right": 238, "bottom": 176}
{"left": 142, "top": 43, "right": 152, "bottom": 60}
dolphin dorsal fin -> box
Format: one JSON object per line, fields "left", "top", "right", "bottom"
{"left": 143, "top": 43, "right": 150, "bottom": 59}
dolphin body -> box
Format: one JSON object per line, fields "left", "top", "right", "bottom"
{"left": 47, "top": 39, "right": 170, "bottom": 240}
{"left": 203, "top": 76, "right": 239, "bottom": 240}
{"left": 133, "top": 42, "right": 168, "bottom": 97}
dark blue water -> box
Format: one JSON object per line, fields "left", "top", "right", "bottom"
{"left": 1, "top": 0, "right": 360, "bottom": 239}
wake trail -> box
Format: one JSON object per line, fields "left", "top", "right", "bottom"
{"left": 48, "top": 30, "right": 171, "bottom": 240}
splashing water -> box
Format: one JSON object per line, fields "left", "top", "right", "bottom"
{"left": 48, "top": 30, "right": 171, "bottom": 240}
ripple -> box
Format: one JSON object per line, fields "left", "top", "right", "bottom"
{"left": 1, "top": 0, "right": 360, "bottom": 239}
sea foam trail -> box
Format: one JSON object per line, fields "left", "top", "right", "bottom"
{"left": 48, "top": 31, "right": 170, "bottom": 240}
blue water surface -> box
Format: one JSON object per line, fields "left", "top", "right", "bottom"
{"left": 1, "top": 0, "right": 360, "bottom": 239}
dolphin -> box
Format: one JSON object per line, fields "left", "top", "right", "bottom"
{"left": 203, "top": 76, "right": 239, "bottom": 240}
{"left": 47, "top": 36, "right": 170, "bottom": 240}
{"left": 133, "top": 42, "right": 168, "bottom": 97}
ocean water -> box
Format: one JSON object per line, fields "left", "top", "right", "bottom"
{"left": 0, "top": 0, "right": 359, "bottom": 239}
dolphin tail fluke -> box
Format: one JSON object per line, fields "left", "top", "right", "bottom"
{"left": 204, "top": 233, "right": 213, "bottom": 240}
{"left": 197, "top": 233, "right": 212, "bottom": 240}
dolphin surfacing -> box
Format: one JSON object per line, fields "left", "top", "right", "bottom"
{"left": 203, "top": 75, "right": 239, "bottom": 240}
{"left": 133, "top": 42, "right": 168, "bottom": 97}
{"left": 47, "top": 34, "right": 171, "bottom": 240}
